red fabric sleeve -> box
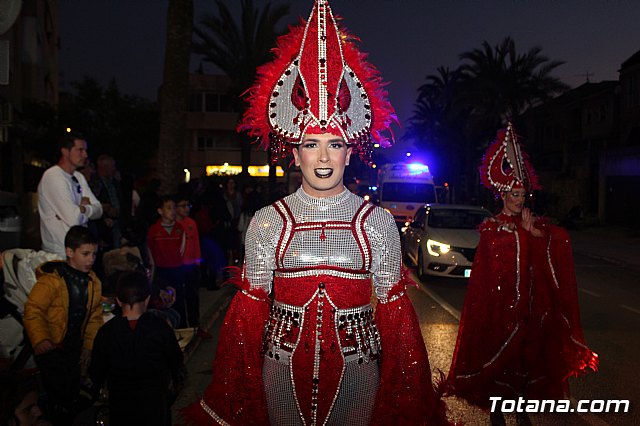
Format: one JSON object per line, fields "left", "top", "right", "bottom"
{"left": 372, "top": 274, "right": 450, "bottom": 426}
{"left": 182, "top": 267, "right": 270, "bottom": 425}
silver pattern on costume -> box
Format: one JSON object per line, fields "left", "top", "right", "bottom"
{"left": 244, "top": 188, "right": 401, "bottom": 300}
{"left": 264, "top": 300, "right": 381, "bottom": 366}
{"left": 244, "top": 188, "right": 400, "bottom": 425}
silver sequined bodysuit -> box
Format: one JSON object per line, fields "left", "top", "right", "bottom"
{"left": 244, "top": 187, "right": 402, "bottom": 426}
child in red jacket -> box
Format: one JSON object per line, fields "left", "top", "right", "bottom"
{"left": 176, "top": 195, "right": 204, "bottom": 332}
{"left": 147, "top": 196, "right": 187, "bottom": 328}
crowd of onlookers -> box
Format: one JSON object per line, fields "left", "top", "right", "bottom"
{"left": 0, "top": 132, "right": 270, "bottom": 425}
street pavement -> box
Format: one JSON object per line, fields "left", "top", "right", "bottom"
{"left": 168, "top": 224, "right": 640, "bottom": 425}
{"left": 568, "top": 225, "right": 640, "bottom": 271}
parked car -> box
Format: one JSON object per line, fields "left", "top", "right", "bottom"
{"left": 402, "top": 204, "right": 492, "bottom": 279}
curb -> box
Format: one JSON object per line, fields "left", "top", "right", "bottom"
{"left": 182, "top": 286, "right": 236, "bottom": 363}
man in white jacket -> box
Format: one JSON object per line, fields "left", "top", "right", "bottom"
{"left": 37, "top": 133, "right": 102, "bottom": 257}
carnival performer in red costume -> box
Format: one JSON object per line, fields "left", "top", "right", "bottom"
{"left": 445, "top": 123, "right": 599, "bottom": 426}
{"left": 183, "top": 1, "right": 450, "bottom": 425}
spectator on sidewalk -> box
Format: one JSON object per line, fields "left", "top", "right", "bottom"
{"left": 0, "top": 371, "right": 52, "bottom": 426}
{"left": 37, "top": 133, "right": 103, "bottom": 258}
{"left": 221, "top": 177, "right": 242, "bottom": 266}
{"left": 90, "top": 271, "right": 184, "bottom": 426}
{"left": 192, "top": 185, "right": 226, "bottom": 290}
{"left": 77, "top": 157, "right": 96, "bottom": 185}
{"left": 147, "top": 196, "right": 187, "bottom": 328}
{"left": 175, "top": 195, "right": 203, "bottom": 330}
{"left": 23, "top": 226, "right": 103, "bottom": 426}
{"left": 138, "top": 178, "right": 162, "bottom": 229}
{"left": 92, "top": 154, "right": 123, "bottom": 251}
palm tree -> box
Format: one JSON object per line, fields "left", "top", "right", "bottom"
{"left": 193, "top": 0, "right": 291, "bottom": 190}
{"left": 411, "top": 37, "right": 568, "bottom": 202}
{"left": 457, "top": 37, "right": 569, "bottom": 201}
{"left": 157, "top": 0, "right": 193, "bottom": 193}
{"left": 409, "top": 66, "right": 470, "bottom": 201}
{"left": 458, "top": 36, "right": 569, "bottom": 140}
{"left": 411, "top": 66, "right": 466, "bottom": 145}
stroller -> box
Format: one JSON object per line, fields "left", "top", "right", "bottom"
{"left": 0, "top": 249, "right": 61, "bottom": 371}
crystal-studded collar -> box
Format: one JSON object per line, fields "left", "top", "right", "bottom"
{"left": 295, "top": 186, "right": 351, "bottom": 207}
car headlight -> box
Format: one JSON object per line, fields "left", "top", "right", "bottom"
{"left": 426, "top": 239, "right": 450, "bottom": 256}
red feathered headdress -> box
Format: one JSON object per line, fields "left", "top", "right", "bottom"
{"left": 238, "top": 0, "right": 397, "bottom": 165}
{"left": 479, "top": 123, "right": 541, "bottom": 194}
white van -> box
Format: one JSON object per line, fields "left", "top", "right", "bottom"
{"left": 377, "top": 163, "right": 438, "bottom": 225}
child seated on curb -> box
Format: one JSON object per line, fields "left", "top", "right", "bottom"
{"left": 23, "top": 226, "right": 103, "bottom": 426}
{"left": 90, "top": 270, "right": 185, "bottom": 426}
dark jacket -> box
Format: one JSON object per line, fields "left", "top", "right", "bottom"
{"left": 90, "top": 312, "right": 184, "bottom": 425}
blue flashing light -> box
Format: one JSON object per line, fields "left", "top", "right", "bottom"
{"left": 407, "top": 162, "right": 429, "bottom": 173}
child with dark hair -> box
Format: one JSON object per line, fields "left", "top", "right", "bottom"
{"left": 0, "top": 371, "right": 51, "bottom": 426}
{"left": 90, "top": 271, "right": 184, "bottom": 426}
{"left": 147, "top": 196, "right": 187, "bottom": 328}
{"left": 23, "top": 225, "right": 103, "bottom": 426}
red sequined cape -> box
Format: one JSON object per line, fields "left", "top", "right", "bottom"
{"left": 446, "top": 214, "right": 598, "bottom": 409}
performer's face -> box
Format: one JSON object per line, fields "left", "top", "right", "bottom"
{"left": 293, "top": 133, "right": 352, "bottom": 198}
{"left": 501, "top": 189, "right": 527, "bottom": 215}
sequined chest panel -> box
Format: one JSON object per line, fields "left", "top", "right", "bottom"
{"left": 271, "top": 198, "right": 375, "bottom": 276}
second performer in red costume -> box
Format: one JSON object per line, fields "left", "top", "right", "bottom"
{"left": 446, "top": 123, "right": 598, "bottom": 425}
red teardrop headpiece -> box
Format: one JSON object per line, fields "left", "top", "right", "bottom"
{"left": 479, "top": 123, "right": 541, "bottom": 194}
{"left": 238, "top": 0, "right": 397, "bottom": 165}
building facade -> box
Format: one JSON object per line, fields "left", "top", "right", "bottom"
{"left": 184, "top": 73, "right": 270, "bottom": 180}
{"left": 1, "top": 0, "right": 59, "bottom": 192}
{"left": 522, "top": 49, "right": 640, "bottom": 228}
{"left": 0, "top": 0, "right": 59, "bottom": 248}
{"left": 600, "top": 50, "right": 640, "bottom": 228}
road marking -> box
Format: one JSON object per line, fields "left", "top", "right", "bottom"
{"left": 579, "top": 288, "right": 602, "bottom": 298}
{"left": 410, "top": 271, "right": 461, "bottom": 321}
{"left": 620, "top": 305, "right": 640, "bottom": 315}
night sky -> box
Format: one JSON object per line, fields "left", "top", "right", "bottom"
{"left": 58, "top": 0, "right": 640, "bottom": 131}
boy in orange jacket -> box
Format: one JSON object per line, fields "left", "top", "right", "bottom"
{"left": 23, "top": 225, "right": 103, "bottom": 425}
